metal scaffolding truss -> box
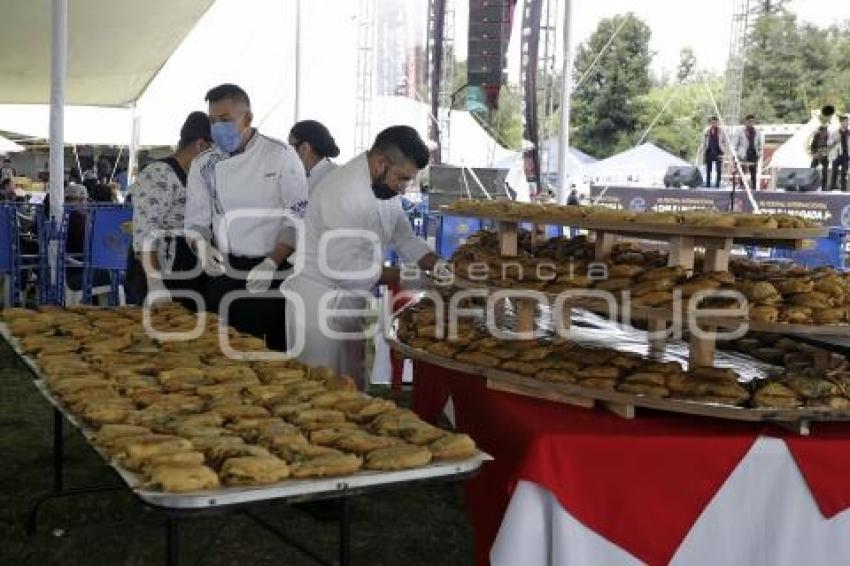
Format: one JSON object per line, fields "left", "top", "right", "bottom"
{"left": 537, "top": 0, "right": 560, "bottom": 190}
{"left": 354, "top": 0, "right": 376, "bottom": 154}
{"left": 520, "top": 0, "right": 543, "bottom": 195}
{"left": 426, "top": 0, "right": 455, "bottom": 164}
{"left": 723, "top": 0, "right": 751, "bottom": 130}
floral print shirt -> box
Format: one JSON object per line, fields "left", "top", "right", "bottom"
{"left": 131, "top": 161, "right": 186, "bottom": 253}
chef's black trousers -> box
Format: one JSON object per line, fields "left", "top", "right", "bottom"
{"left": 205, "top": 254, "right": 287, "bottom": 351}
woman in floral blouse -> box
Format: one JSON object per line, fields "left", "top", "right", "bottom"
{"left": 127, "top": 112, "right": 212, "bottom": 307}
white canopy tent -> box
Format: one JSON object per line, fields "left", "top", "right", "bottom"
{"left": 0, "top": 134, "right": 24, "bottom": 154}
{"left": 769, "top": 110, "right": 838, "bottom": 170}
{"left": 0, "top": 0, "right": 215, "bottom": 106}
{"left": 583, "top": 142, "right": 690, "bottom": 188}
{"left": 0, "top": 0, "right": 214, "bottom": 218}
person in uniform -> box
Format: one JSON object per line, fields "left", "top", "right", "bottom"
{"left": 283, "top": 126, "right": 440, "bottom": 389}
{"left": 288, "top": 120, "right": 340, "bottom": 193}
{"left": 185, "top": 83, "right": 308, "bottom": 350}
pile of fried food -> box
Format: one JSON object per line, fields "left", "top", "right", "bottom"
{"left": 396, "top": 298, "right": 850, "bottom": 411}
{"left": 443, "top": 200, "right": 821, "bottom": 230}
{"left": 721, "top": 332, "right": 847, "bottom": 372}
{"left": 448, "top": 230, "right": 850, "bottom": 325}
{"left": 1, "top": 304, "right": 476, "bottom": 493}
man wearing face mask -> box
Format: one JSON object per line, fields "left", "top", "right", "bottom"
{"left": 288, "top": 120, "right": 340, "bottom": 193}
{"left": 185, "top": 84, "right": 308, "bottom": 349}
{"left": 283, "top": 126, "right": 442, "bottom": 389}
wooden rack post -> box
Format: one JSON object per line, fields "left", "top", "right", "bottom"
{"left": 594, "top": 231, "right": 616, "bottom": 262}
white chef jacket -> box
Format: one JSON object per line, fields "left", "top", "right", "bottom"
{"left": 284, "top": 152, "right": 432, "bottom": 386}
{"left": 307, "top": 158, "right": 337, "bottom": 193}
{"left": 184, "top": 132, "right": 308, "bottom": 257}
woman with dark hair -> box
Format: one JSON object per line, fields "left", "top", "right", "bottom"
{"left": 288, "top": 119, "right": 340, "bottom": 192}
{"left": 126, "top": 111, "right": 212, "bottom": 306}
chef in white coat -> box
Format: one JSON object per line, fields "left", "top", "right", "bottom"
{"left": 288, "top": 120, "right": 340, "bottom": 193}
{"left": 284, "top": 126, "right": 439, "bottom": 388}
{"left": 185, "top": 83, "right": 308, "bottom": 350}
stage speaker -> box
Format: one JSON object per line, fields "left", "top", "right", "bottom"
{"left": 428, "top": 165, "right": 510, "bottom": 209}
{"left": 468, "top": 1, "right": 512, "bottom": 89}
{"left": 776, "top": 168, "right": 820, "bottom": 192}
{"left": 663, "top": 166, "right": 703, "bottom": 188}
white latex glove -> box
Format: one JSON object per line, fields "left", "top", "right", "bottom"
{"left": 431, "top": 259, "right": 453, "bottom": 285}
{"left": 145, "top": 275, "right": 172, "bottom": 306}
{"left": 246, "top": 257, "right": 278, "bottom": 293}
{"left": 200, "top": 243, "right": 226, "bottom": 277}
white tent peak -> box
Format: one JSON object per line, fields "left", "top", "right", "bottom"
{"left": 584, "top": 142, "right": 690, "bottom": 187}
{"left": 769, "top": 110, "right": 838, "bottom": 170}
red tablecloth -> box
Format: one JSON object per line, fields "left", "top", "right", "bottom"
{"left": 412, "top": 361, "right": 850, "bottom": 566}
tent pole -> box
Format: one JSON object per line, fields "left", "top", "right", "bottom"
{"left": 294, "top": 0, "right": 302, "bottom": 121}
{"left": 556, "top": 0, "right": 572, "bottom": 204}
{"left": 127, "top": 103, "right": 141, "bottom": 185}
{"left": 48, "top": 0, "right": 67, "bottom": 219}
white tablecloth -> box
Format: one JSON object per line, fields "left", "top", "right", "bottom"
{"left": 491, "top": 437, "right": 850, "bottom": 566}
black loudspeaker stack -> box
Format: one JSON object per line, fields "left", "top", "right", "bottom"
{"left": 775, "top": 168, "right": 820, "bottom": 192}
{"left": 663, "top": 166, "right": 704, "bottom": 188}
{"left": 468, "top": 0, "right": 512, "bottom": 89}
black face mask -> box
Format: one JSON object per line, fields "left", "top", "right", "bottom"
{"left": 371, "top": 170, "right": 398, "bottom": 200}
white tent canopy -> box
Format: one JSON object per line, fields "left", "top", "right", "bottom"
{"left": 0, "top": 0, "right": 213, "bottom": 106}
{"left": 0, "top": 133, "right": 24, "bottom": 154}
{"left": 769, "top": 110, "right": 837, "bottom": 170}
{"left": 583, "top": 142, "right": 690, "bottom": 187}
{"left": 0, "top": 1, "right": 511, "bottom": 166}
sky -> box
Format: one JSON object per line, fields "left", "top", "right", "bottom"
{"left": 4, "top": 0, "right": 847, "bottom": 159}
{"left": 453, "top": 0, "right": 849, "bottom": 81}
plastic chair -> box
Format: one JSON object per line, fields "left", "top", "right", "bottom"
{"left": 435, "top": 215, "right": 483, "bottom": 259}
{"left": 0, "top": 203, "right": 50, "bottom": 307}
{"left": 82, "top": 204, "right": 132, "bottom": 305}
{"left": 57, "top": 204, "right": 132, "bottom": 306}
{"left": 0, "top": 205, "right": 20, "bottom": 305}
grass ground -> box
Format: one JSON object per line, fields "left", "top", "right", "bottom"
{"left": 0, "top": 341, "right": 474, "bottom": 566}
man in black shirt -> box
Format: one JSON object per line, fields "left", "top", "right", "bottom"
{"left": 810, "top": 125, "right": 830, "bottom": 191}
{"left": 830, "top": 115, "right": 850, "bottom": 191}
{"left": 702, "top": 117, "right": 723, "bottom": 188}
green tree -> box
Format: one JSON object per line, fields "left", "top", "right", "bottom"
{"left": 571, "top": 13, "right": 653, "bottom": 158}
{"left": 750, "top": 0, "right": 790, "bottom": 17}
{"left": 743, "top": 12, "right": 806, "bottom": 122}
{"left": 637, "top": 76, "right": 725, "bottom": 162}
{"left": 743, "top": 12, "right": 850, "bottom": 123}
{"left": 677, "top": 48, "right": 696, "bottom": 83}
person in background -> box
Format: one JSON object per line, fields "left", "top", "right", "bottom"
{"left": 567, "top": 188, "right": 580, "bottom": 206}
{"left": 810, "top": 125, "right": 830, "bottom": 191}
{"left": 0, "top": 177, "right": 15, "bottom": 201}
{"left": 89, "top": 183, "right": 117, "bottom": 203}
{"left": 829, "top": 115, "right": 850, "bottom": 192}
{"left": 63, "top": 183, "right": 90, "bottom": 291}
{"left": 114, "top": 167, "right": 129, "bottom": 192}
{"left": 288, "top": 120, "right": 340, "bottom": 193}
{"left": 735, "top": 114, "right": 762, "bottom": 190}
{"left": 702, "top": 116, "right": 724, "bottom": 188}
{"left": 185, "top": 83, "right": 307, "bottom": 350}
{"left": 128, "top": 111, "right": 213, "bottom": 307}
{"left": 283, "top": 125, "right": 441, "bottom": 389}
{"left": 0, "top": 157, "right": 16, "bottom": 183}
{"left": 96, "top": 155, "right": 113, "bottom": 183}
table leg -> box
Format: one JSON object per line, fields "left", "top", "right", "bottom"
{"left": 53, "top": 407, "right": 64, "bottom": 492}
{"left": 166, "top": 515, "right": 180, "bottom": 566}
{"left": 339, "top": 497, "right": 350, "bottom": 566}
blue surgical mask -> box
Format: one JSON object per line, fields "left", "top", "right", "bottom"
{"left": 211, "top": 121, "right": 243, "bottom": 154}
